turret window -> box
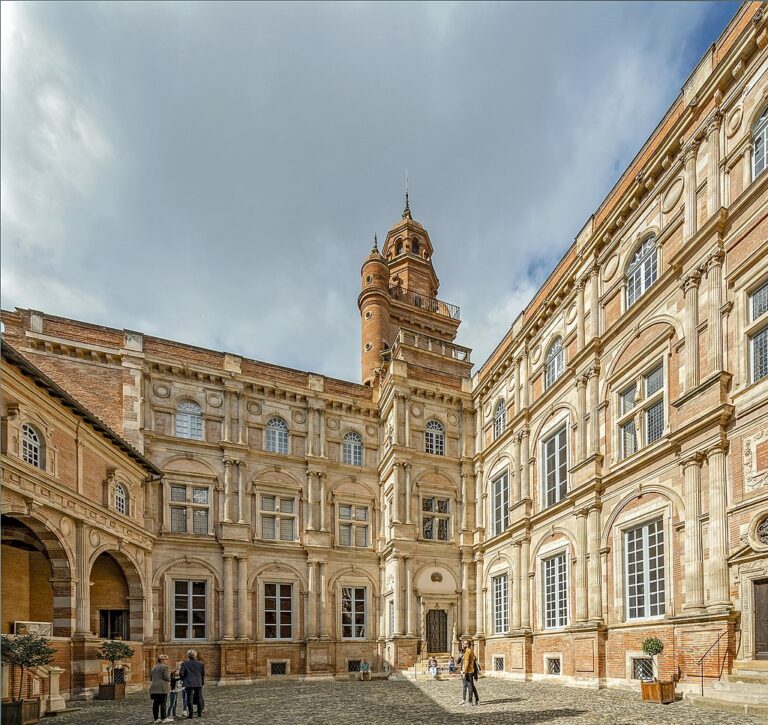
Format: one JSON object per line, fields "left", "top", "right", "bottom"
{"left": 425, "top": 420, "right": 445, "bottom": 456}
{"left": 342, "top": 431, "right": 363, "bottom": 466}
{"left": 265, "top": 417, "right": 289, "bottom": 455}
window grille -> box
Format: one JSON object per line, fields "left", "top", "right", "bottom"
{"left": 493, "top": 656, "right": 505, "bottom": 672}
{"left": 543, "top": 553, "right": 568, "bottom": 629}
{"left": 173, "top": 580, "right": 206, "bottom": 639}
{"left": 347, "top": 660, "right": 362, "bottom": 672}
{"left": 115, "top": 483, "right": 127, "bottom": 515}
{"left": 342, "top": 431, "right": 364, "bottom": 466}
{"left": 21, "top": 424, "right": 42, "bottom": 468}
{"left": 632, "top": 657, "right": 655, "bottom": 681}
{"left": 626, "top": 237, "right": 658, "bottom": 308}
{"left": 264, "top": 583, "right": 292, "bottom": 639}
{"left": 545, "top": 339, "right": 564, "bottom": 389}
{"left": 422, "top": 497, "right": 450, "bottom": 541}
{"left": 424, "top": 420, "right": 445, "bottom": 456}
{"left": 546, "top": 657, "right": 561, "bottom": 675}
{"left": 341, "top": 586, "right": 366, "bottom": 638}
{"left": 493, "top": 399, "right": 507, "bottom": 439}
{"left": 543, "top": 426, "right": 568, "bottom": 507}
{"left": 175, "top": 400, "right": 203, "bottom": 440}
{"left": 265, "top": 417, "right": 289, "bottom": 454}
{"left": 754, "top": 105, "right": 768, "bottom": 179}
{"left": 492, "top": 472, "right": 509, "bottom": 536}
{"left": 270, "top": 662, "right": 287, "bottom": 675}
{"left": 625, "top": 519, "right": 665, "bottom": 619}
{"left": 493, "top": 573, "right": 509, "bottom": 634}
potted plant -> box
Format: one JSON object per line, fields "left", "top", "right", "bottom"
{"left": 1, "top": 632, "right": 56, "bottom": 725}
{"left": 640, "top": 637, "right": 675, "bottom": 704}
{"left": 96, "top": 640, "right": 134, "bottom": 700}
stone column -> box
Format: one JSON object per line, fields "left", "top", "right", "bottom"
{"left": 707, "top": 111, "right": 722, "bottom": 217}
{"left": 589, "top": 367, "right": 600, "bottom": 456}
{"left": 742, "top": 144, "right": 752, "bottom": 190}
{"left": 706, "top": 443, "right": 730, "bottom": 609}
{"left": 75, "top": 521, "right": 91, "bottom": 634}
{"left": 513, "top": 433, "right": 522, "bottom": 501}
{"left": 405, "top": 556, "right": 415, "bottom": 636}
{"left": 590, "top": 264, "right": 600, "bottom": 339}
{"left": 520, "top": 428, "right": 530, "bottom": 500}
{"left": 306, "top": 561, "right": 316, "bottom": 638}
{"left": 393, "top": 463, "right": 403, "bottom": 524}
{"left": 319, "top": 473, "right": 327, "bottom": 532}
{"left": 683, "top": 138, "right": 700, "bottom": 241}
{"left": 237, "top": 392, "right": 246, "bottom": 445}
{"left": 223, "top": 390, "right": 231, "bottom": 442}
{"left": 319, "top": 409, "right": 327, "bottom": 457}
{"left": 306, "top": 471, "right": 316, "bottom": 531}
{"left": 318, "top": 562, "right": 328, "bottom": 637}
{"left": 707, "top": 251, "right": 725, "bottom": 374}
{"left": 576, "top": 278, "right": 586, "bottom": 349}
{"left": 394, "top": 394, "right": 402, "bottom": 446}
{"left": 520, "top": 538, "right": 531, "bottom": 629}
{"left": 682, "top": 454, "right": 705, "bottom": 611}
{"left": 460, "top": 557, "right": 469, "bottom": 637}
{"left": 512, "top": 541, "right": 522, "bottom": 629}
{"left": 378, "top": 563, "right": 386, "bottom": 641}
{"left": 143, "top": 551, "right": 154, "bottom": 641}
{"left": 474, "top": 555, "right": 485, "bottom": 637}
{"left": 588, "top": 506, "right": 602, "bottom": 621}
{"left": 475, "top": 463, "right": 485, "bottom": 530}
{"left": 222, "top": 554, "right": 235, "bottom": 639}
{"left": 460, "top": 472, "right": 468, "bottom": 531}
{"left": 520, "top": 349, "right": 529, "bottom": 410}
{"left": 575, "top": 510, "right": 589, "bottom": 622}
{"left": 237, "top": 461, "right": 245, "bottom": 524}
{"left": 237, "top": 555, "right": 249, "bottom": 639}
{"left": 393, "top": 555, "right": 402, "bottom": 636}
{"left": 404, "top": 396, "right": 411, "bottom": 448}
{"left": 576, "top": 375, "right": 587, "bottom": 463}
{"left": 682, "top": 272, "right": 701, "bottom": 391}
{"left": 404, "top": 464, "right": 413, "bottom": 525}
{"left": 223, "top": 459, "right": 232, "bottom": 523}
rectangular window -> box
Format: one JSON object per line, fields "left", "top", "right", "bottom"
{"left": 338, "top": 504, "right": 369, "bottom": 548}
{"left": 750, "top": 282, "right": 768, "bottom": 383}
{"left": 259, "top": 494, "right": 296, "bottom": 541}
{"left": 543, "top": 553, "right": 568, "bottom": 629}
{"left": 621, "top": 420, "right": 637, "bottom": 458}
{"left": 645, "top": 401, "right": 664, "bottom": 444}
{"left": 422, "top": 497, "right": 450, "bottom": 541}
{"left": 170, "top": 506, "right": 187, "bottom": 533}
{"left": 99, "top": 609, "right": 128, "bottom": 640}
{"left": 168, "top": 484, "right": 210, "bottom": 535}
{"left": 632, "top": 657, "right": 655, "bottom": 681}
{"left": 625, "top": 519, "right": 665, "bottom": 619}
{"left": 492, "top": 472, "right": 509, "bottom": 536}
{"left": 493, "top": 574, "right": 509, "bottom": 634}
{"left": 192, "top": 509, "right": 209, "bottom": 535}
{"left": 617, "top": 363, "right": 665, "bottom": 460}
{"left": 264, "top": 583, "right": 292, "bottom": 639}
{"left": 173, "top": 580, "right": 206, "bottom": 639}
{"left": 341, "top": 586, "right": 366, "bottom": 639}
{"left": 543, "top": 427, "right": 568, "bottom": 507}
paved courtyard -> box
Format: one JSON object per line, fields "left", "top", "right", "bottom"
{"left": 55, "top": 677, "right": 759, "bottom": 724}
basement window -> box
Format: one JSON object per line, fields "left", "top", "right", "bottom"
{"left": 270, "top": 661, "right": 288, "bottom": 676}
{"left": 347, "top": 660, "right": 362, "bottom": 672}
{"left": 546, "top": 656, "right": 561, "bottom": 676}
{"left": 632, "top": 657, "right": 654, "bottom": 681}
{"left": 493, "top": 656, "right": 505, "bottom": 672}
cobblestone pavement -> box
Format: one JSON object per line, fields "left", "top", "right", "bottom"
{"left": 55, "top": 677, "right": 761, "bottom": 724}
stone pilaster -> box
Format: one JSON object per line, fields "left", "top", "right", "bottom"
{"left": 575, "top": 509, "right": 589, "bottom": 622}
{"left": 237, "top": 555, "right": 248, "bottom": 639}
{"left": 707, "top": 251, "right": 725, "bottom": 374}
{"left": 404, "top": 464, "right": 412, "bottom": 525}
{"left": 393, "top": 554, "right": 402, "bottom": 636}
{"left": 576, "top": 278, "right": 586, "bottom": 349}
{"left": 682, "top": 272, "right": 701, "bottom": 391}
{"left": 706, "top": 111, "right": 722, "bottom": 216}
{"left": 75, "top": 521, "right": 91, "bottom": 634}
{"left": 520, "top": 427, "right": 530, "bottom": 500}
{"left": 520, "top": 538, "right": 531, "bottom": 629}
{"left": 588, "top": 506, "right": 602, "bottom": 621}
{"left": 513, "top": 432, "right": 522, "bottom": 502}
{"left": 683, "top": 138, "right": 700, "bottom": 241}
{"left": 682, "top": 453, "right": 705, "bottom": 611}
{"left": 223, "top": 459, "right": 232, "bottom": 523}
{"left": 474, "top": 555, "right": 485, "bottom": 637}
{"left": 405, "top": 556, "right": 414, "bottom": 636}
{"left": 512, "top": 541, "right": 522, "bottom": 629}
{"left": 576, "top": 375, "right": 588, "bottom": 462}
{"left": 222, "top": 554, "right": 234, "bottom": 639}
{"left": 706, "top": 443, "right": 731, "bottom": 610}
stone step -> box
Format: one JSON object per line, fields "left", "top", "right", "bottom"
{"left": 693, "top": 686, "right": 768, "bottom": 704}
{"left": 732, "top": 659, "right": 768, "bottom": 674}
{"left": 686, "top": 694, "right": 768, "bottom": 717}
{"left": 725, "top": 672, "right": 768, "bottom": 685}
{"left": 717, "top": 676, "right": 768, "bottom": 691}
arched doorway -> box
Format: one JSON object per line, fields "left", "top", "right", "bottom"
{"left": 89, "top": 551, "right": 144, "bottom": 641}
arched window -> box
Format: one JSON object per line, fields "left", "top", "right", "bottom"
{"left": 115, "top": 483, "right": 127, "bottom": 515}
{"left": 545, "top": 338, "right": 564, "bottom": 390}
{"left": 176, "top": 400, "right": 203, "bottom": 440}
{"left": 425, "top": 420, "right": 445, "bottom": 456}
{"left": 342, "top": 431, "right": 363, "bottom": 466}
{"left": 625, "top": 236, "right": 658, "bottom": 308}
{"left": 412, "top": 239, "right": 420, "bottom": 255}
{"left": 754, "top": 105, "right": 768, "bottom": 180}
{"left": 396, "top": 241, "right": 404, "bottom": 255}
{"left": 493, "top": 399, "right": 507, "bottom": 440}
{"left": 265, "top": 417, "right": 289, "bottom": 455}
{"left": 21, "top": 424, "right": 43, "bottom": 468}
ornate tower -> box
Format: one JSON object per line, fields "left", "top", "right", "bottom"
{"left": 358, "top": 236, "right": 392, "bottom": 386}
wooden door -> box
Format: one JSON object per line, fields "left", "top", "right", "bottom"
{"left": 426, "top": 609, "right": 448, "bottom": 653}
{"left": 755, "top": 579, "right": 768, "bottom": 660}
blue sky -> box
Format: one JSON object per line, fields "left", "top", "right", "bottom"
{"left": 1, "top": 1, "right": 739, "bottom": 381}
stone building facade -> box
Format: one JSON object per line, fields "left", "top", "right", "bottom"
{"left": 1, "top": 1, "right": 767, "bottom": 700}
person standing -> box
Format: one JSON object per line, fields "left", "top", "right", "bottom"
{"left": 195, "top": 652, "right": 206, "bottom": 715}
{"left": 179, "top": 649, "right": 205, "bottom": 719}
{"left": 149, "top": 654, "right": 173, "bottom": 723}
{"left": 460, "top": 641, "right": 479, "bottom": 706}
{"left": 168, "top": 666, "right": 182, "bottom": 719}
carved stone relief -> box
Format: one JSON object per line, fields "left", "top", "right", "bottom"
{"left": 744, "top": 431, "right": 768, "bottom": 490}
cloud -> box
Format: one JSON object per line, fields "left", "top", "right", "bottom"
{"left": 1, "top": 1, "right": 736, "bottom": 382}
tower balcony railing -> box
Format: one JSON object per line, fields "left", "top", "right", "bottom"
{"left": 388, "top": 286, "right": 460, "bottom": 320}
{"left": 392, "top": 328, "right": 471, "bottom": 363}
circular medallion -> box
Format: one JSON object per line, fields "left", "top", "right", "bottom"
{"left": 757, "top": 517, "right": 768, "bottom": 545}
{"left": 153, "top": 384, "right": 170, "bottom": 398}
{"left": 726, "top": 106, "right": 742, "bottom": 138}
{"left": 447, "top": 413, "right": 458, "bottom": 426}
{"left": 662, "top": 177, "right": 684, "bottom": 213}
{"left": 565, "top": 303, "right": 577, "bottom": 324}
{"left": 410, "top": 404, "right": 423, "bottom": 418}
{"left": 89, "top": 529, "right": 101, "bottom": 548}
{"left": 531, "top": 344, "right": 542, "bottom": 365}
{"left": 430, "top": 572, "right": 443, "bottom": 583}
{"left": 292, "top": 410, "right": 306, "bottom": 424}
{"left": 326, "top": 416, "right": 340, "bottom": 430}
{"left": 247, "top": 401, "right": 261, "bottom": 415}
{"left": 207, "top": 394, "right": 222, "bottom": 408}
{"left": 59, "top": 516, "right": 72, "bottom": 537}
{"left": 602, "top": 253, "right": 619, "bottom": 282}
{"left": 366, "top": 425, "right": 376, "bottom": 437}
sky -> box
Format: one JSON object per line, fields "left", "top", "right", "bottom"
{"left": 1, "top": 1, "right": 739, "bottom": 383}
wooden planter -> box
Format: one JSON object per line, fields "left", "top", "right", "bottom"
{"left": 98, "top": 683, "right": 126, "bottom": 700}
{"left": 1, "top": 699, "right": 42, "bottom": 725}
{"left": 640, "top": 680, "right": 675, "bottom": 704}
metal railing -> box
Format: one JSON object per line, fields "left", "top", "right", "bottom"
{"left": 389, "top": 286, "right": 461, "bottom": 320}
{"left": 697, "top": 631, "right": 728, "bottom": 696}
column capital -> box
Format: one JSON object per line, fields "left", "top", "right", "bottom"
{"left": 222, "top": 553, "right": 235, "bottom": 560}
{"left": 681, "top": 137, "right": 701, "bottom": 162}
{"left": 681, "top": 271, "right": 701, "bottom": 293}
{"left": 706, "top": 108, "right": 723, "bottom": 134}
{"left": 705, "top": 249, "right": 725, "bottom": 272}
{"left": 223, "top": 458, "right": 234, "bottom": 468}
{"left": 679, "top": 451, "right": 704, "bottom": 469}
{"left": 575, "top": 507, "right": 589, "bottom": 519}
{"left": 512, "top": 539, "right": 523, "bottom": 548}
{"left": 235, "top": 553, "right": 248, "bottom": 562}
{"left": 575, "top": 374, "right": 589, "bottom": 389}
{"left": 706, "top": 440, "right": 729, "bottom": 458}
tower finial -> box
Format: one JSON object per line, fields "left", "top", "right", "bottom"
{"left": 372, "top": 233, "right": 378, "bottom": 252}
{"left": 402, "top": 170, "right": 411, "bottom": 219}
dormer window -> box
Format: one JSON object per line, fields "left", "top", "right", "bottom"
{"left": 545, "top": 338, "right": 564, "bottom": 390}
{"left": 176, "top": 400, "right": 204, "bottom": 440}
{"left": 21, "top": 424, "right": 43, "bottom": 468}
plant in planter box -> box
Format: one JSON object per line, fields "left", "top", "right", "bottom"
{"left": 640, "top": 637, "right": 675, "bottom": 704}
{"left": 1, "top": 632, "right": 56, "bottom": 725}
{"left": 96, "top": 640, "right": 134, "bottom": 700}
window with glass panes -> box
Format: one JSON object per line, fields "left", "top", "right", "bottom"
{"left": 616, "top": 363, "right": 665, "bottom": 460}
{"left": 173, "top": 580, "right": 206, "bottom": 639}
{"left": 21, "top": 424, "right": 42, "bottom": 468}
{"left": 543, "top": 426, "right": 568, "bottom": 507}
{"left": 175, "top": 400, "right": 204, "bottom": 440}
{"left": 422, "top": 496, "right": 450, "bottom": 541}
{"left": 545, "top": 339, "right": 564, "bottom": 389}
{"left": 265, "top": 417, "right": 289, "bottom": 454}
{"left": 749, "top": 281, "right": 768, "bottom": 383}
{"left": 493, "top": 573, "right": 509, "bottom": 634}
{"left": 494, "top": 399, "right": 507, "bottom": 439}
{"left": 264, "top": 583, "right": 292, "bottom": 639}
{"left": 492, "top": 472, "right": 509, "bottom": 536}
{"left": 168, "top": 484, "right": 210, "bottom": 534}
{"left": 626, "top": 237, "right": 658, "bottom": 308}
{"left": 341, "top": 586, "right": 366, "bottom": 638}
{"left": 259, "top": 495, "right": 296, "bottom": 541}
{"left": 424, "top": 420, "right": 445, "bottom": 456}
{"left": 753, "top": 105, "right": 768, "bottom": 180}
{"left": 115, "top": 483, "right": 127, "bottom": 515}
{"left": 338, "top": 504, "right": 369, "bottom": 547}
{"left": 342, "top": 431, "right": 364, "bottom": 466}
{"left": 625, "top": 519, "right": 665, "bottom": 619}
{"left": 543, "top": 553, "right": 568, "bottom": 629}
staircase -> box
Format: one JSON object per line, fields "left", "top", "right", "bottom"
{"left": 401, "top": 652, "right": 462, "bottom": 681}
{"left": 686, "top": 660, "right": 768, "bottom": 716}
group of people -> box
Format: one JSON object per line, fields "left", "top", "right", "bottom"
{"left": 149, "top": 649, "right": 206, "bottom": 722}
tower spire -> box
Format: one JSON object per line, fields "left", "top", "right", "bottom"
{"left": 402, "top": 170, "right": 411, "bottom": 219}
{"left": 372, "top": 233, "right": 378, "bottom": 252}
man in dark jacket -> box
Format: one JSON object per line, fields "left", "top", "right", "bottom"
{"left": 179, "top": 650, "right": 205, "bottom": 718}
